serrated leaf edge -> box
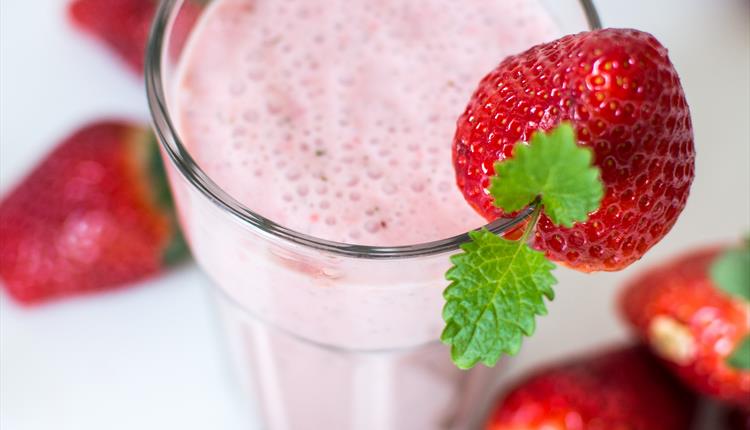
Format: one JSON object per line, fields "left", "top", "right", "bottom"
{"left": 441, "top": 229, "right": 556, "bottom": 369}
{"left": 489, "top": 122, "right": 603, "bottom": 228}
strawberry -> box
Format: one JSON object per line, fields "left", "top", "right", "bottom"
{"left": 485, "top": 345, "right": 696, "bottom": 430}
{"left": 453, "top": 28, "right": 694, "bottom": 272}
{"left": 0, "top": 121, "right": 188, "bottom": 304}
{"left": 68, "top": 0, "right": 201, "bottom": 74}
{"left": 619, "top": 241, "right": 750, "bottom": 408}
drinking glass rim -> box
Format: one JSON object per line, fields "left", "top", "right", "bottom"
{"left": 145, "top": 0, "right": 601, "bottom": 260}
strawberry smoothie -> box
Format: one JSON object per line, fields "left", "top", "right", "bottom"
{"left": 165, "top": 0, "right": 559, "bottom": 428}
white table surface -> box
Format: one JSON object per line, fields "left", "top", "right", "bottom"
{"left": 1, "top": 1, "right": 748, "bottom": 429}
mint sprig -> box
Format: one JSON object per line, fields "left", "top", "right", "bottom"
{"left": 490, "top": 124, "right": 603, "bottom": 227}
{"left": 442, "top": 123, "right": 603, "bottom": 369}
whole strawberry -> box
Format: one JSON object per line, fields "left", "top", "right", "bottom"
{"left": 620, "top": 241, "right": 750, "bottom": 408}
{"left": 0, "top": 121, "right": 188, "bottom": 304}
{"left": 68, "top": 0, "right": 201, "bottom": 73}
{"left": 453, "top": 28, "right": 694, "bottom": 271}
{"left": 485, "top": 345, "right": 696, "bottom": 430}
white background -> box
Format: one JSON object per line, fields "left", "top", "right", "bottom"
{"left": 1, "top": 1, "right": 748, "bottom": 429}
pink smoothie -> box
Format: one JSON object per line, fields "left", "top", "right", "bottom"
{"left": 168, "top": 0, "right": 560, "bottom": 428}
{"left": 173, "top": 0, "right": 559, "bottom": 246}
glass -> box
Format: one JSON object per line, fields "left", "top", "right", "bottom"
{"left": 146, "top": 1, "right": 600, "bottom": 429}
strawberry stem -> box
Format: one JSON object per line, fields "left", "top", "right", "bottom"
{"left": 519, "top": 200, "right": 543, "bottom": 245}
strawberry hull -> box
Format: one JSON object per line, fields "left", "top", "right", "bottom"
{"left": 0, "top": 121, "right": 187, "bottom": 304}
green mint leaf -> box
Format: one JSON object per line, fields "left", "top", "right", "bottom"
{"left": 710, "top": 243, "right": 750, "bottom": 301}
{"left": 442, "top": 123, "right": 604, "bottom": 368}
{"left": 489, "top": 123, "right": 603, "bottom": 228}
{"left": 441, "top": 228, "right": 556, "bottom": 369}
{"left": 727, "top": 335, "right": 750, "bottom": 370}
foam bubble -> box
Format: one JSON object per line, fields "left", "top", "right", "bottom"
{"left": 315, "top": 184, "right": 328, "bottom": 195}
{"left": 382, "top": 182, "right": 397, "bottom": 195}
{"left": 229, "top": 82, "right": 246, "bottom": 96}
{"left": 364, "top": 220, "right": 381, "bottom": 234}
{"left": 285, "top": 169, "right": 301, "bottom": 181}
{"left": 367, "top": 168, "right": 383, "bottom": 180}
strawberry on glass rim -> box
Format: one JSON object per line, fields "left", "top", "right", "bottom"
{"left": 442, "top": 28, "right": 695, "bottom": 368}
{"left": 453, "top": 28, "right": 694, "bottom": 272}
